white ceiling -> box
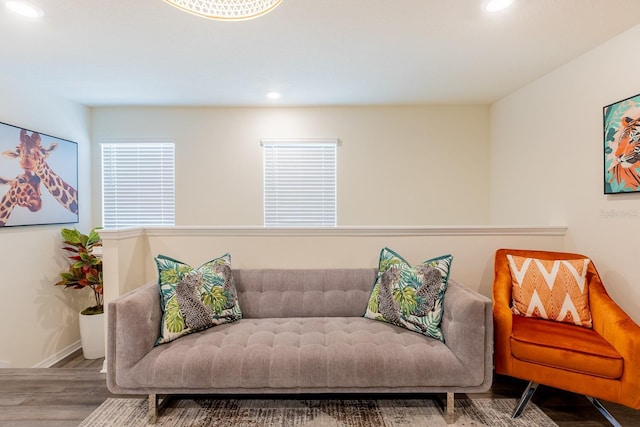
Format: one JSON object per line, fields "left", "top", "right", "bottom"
{"left": 1, "top": 0, "right": 639, "bottom": 107}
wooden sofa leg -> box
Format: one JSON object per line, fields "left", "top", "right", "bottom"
{"left": 445, "top": 392, "right": 455, "bottom": 424}
{"left": 149, "top": 393, "right": 172, "bottom": 423}
{"left": 149, "top": 394, "right": 158, "bottom": 424}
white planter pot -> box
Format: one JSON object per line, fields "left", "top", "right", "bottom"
{"left": 79, "top": 312, "right": 105, "bottom": 359}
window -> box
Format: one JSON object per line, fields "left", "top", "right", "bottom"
{"left": 101, "top": 141, "right": 175, "bottom": 229}
{"left": 262, "top": 139, "right": 337, "bottom": 227}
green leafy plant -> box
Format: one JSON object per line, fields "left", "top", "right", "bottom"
{"left": 55, "top": 227, "right": 103, "bottom": 315}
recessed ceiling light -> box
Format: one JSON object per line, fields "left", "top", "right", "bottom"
{"left": 266, "top": 91, "right": 281, "bottom": 100}
{"left": 485, "top": 0, "right": 513, "bottom": 12}
{"left": 5, "top": 1, "right": 44, "bottom": 18}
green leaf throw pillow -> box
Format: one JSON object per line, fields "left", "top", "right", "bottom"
{"left": 155, "top": 253, "right": 242, "bottom": 345}
{"left": 364, "top": 247, "right": 453, "bottom": 342}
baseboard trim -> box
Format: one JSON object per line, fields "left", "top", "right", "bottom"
{"left": 32, "top": 340, "right": 82, "bottom": 368}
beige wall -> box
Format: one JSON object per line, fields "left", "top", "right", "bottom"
{"left": 0, "top": 73, "right": 91, "bottom": 368}
{"left": 490, "top": 24, "right": 640, "bottom": 323}
{"left": 90, "top": 106, "right": 491, "bottom": 227}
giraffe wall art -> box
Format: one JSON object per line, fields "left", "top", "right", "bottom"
{"left": 0, "top": 122, "right": 78, "bottom": 227}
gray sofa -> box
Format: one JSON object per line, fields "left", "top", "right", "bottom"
{"left": 107, "top": 268, "right": 493, "bottom": 422}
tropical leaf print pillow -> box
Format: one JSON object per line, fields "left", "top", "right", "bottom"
{"left": 364, "top": 247, "right": 453, "bottom": 342}
{"left": 154, "top": 253, "right": 242, "bottom": 345}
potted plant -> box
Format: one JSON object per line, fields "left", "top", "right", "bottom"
{"left": 55, "top": 227, "right": 105, "bottom": 359}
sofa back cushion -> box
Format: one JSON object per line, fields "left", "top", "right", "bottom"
{"left": 233, "top": 269, "right": 377, "bottom": 318}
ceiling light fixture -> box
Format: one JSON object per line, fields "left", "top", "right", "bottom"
{"left": 485, "top": 0, "right": 513, "bottom": 12}
{"left": 266, "top": 91, "right": 281, "bottom": 100}
{"left": 5, "top": 1, "right": 44, "bottom": 18}
{"left": 163, "top": 0, "right": 283, "bottom": 21}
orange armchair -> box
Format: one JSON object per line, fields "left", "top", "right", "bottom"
{"left": 493, "top": 249, "right": 640, "bottom": 426}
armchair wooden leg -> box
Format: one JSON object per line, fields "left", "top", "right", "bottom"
{"left": 586, "top": 396, "right": 622, "bottom": 427}
{"left": 512, "top": 381, "right": 539, "bottom": 419}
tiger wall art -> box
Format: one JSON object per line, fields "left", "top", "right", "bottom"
{"left": 604, "top": 93, "right": 640, "bottom": 194}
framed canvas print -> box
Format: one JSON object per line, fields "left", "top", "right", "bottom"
{"left": 604, "top": 93, "right": 640, "bottom": 194}
{"left": 0, "top": 122, "right": 78, "bottom": 227}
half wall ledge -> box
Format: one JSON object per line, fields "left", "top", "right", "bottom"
{"left": 99, "top": 225, "right": 567, "bottom": 239}
{"left": 97, "top": 224, "right": 567, "bottom": 302}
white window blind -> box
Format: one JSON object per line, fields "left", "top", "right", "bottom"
{"left": 262, "top": 139, "right": 337, "bottom": 227}
{"left": 101, "top": 141, "right": 175, "bottom": 229}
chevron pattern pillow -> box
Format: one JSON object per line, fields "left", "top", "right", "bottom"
{"left": 507, "top": 255, "right": 592, "bottom": 328}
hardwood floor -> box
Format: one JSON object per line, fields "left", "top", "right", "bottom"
{"left": 0, "top": 351, "right": 638, "bottom": 426}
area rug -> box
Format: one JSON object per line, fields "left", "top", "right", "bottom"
{"left": 79, "top": 397, "right": 558, "bottom": 426}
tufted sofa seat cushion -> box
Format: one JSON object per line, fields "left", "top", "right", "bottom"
{"left": 120, "top": 317, "right": 475, "bottom": 391}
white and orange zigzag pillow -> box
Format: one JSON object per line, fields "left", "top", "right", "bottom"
{"left": 507, "top": 255, "right": 592, "bottom": 328}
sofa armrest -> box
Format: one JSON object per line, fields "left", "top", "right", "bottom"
{"left": 589, "top": 275, "right": 640, "bottom": 408}
{"left": 107, "top": 281, "right": 162, "bottom": 393}
{"left": 492, "top": 249, "right": 514, "bottom": 375}
{"left": 441, "top": 280, "right": 493, "bottom": 390}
